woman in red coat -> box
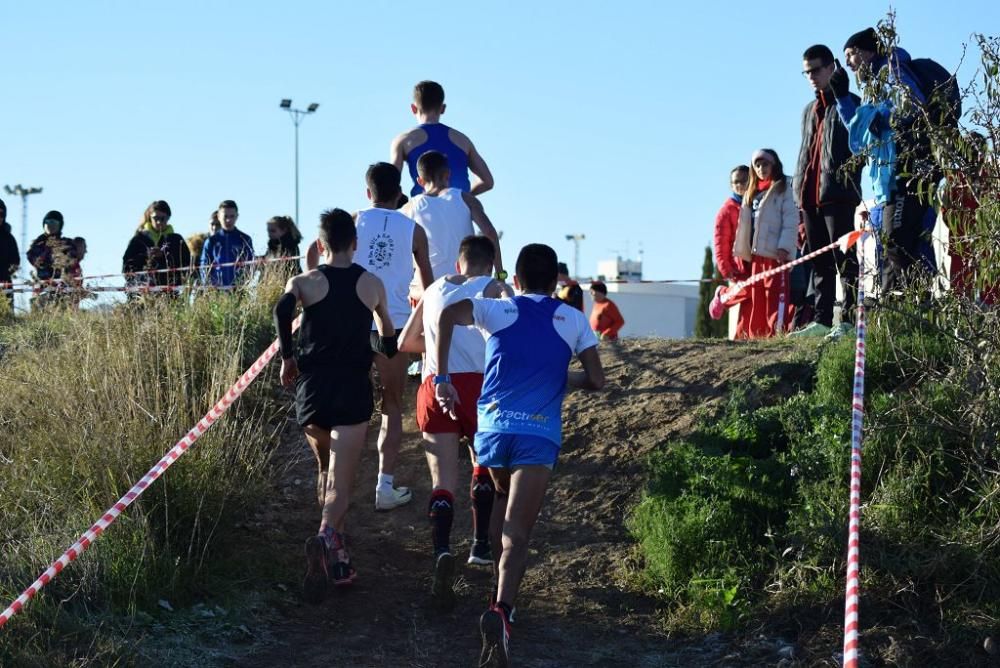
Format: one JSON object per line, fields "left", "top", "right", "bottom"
{"left": 712, "top": 165, "right": 752, "bottom": 338}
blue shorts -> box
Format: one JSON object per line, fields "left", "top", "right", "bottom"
{"left": 474, "top": 432, "right": 560, "bottom": 470}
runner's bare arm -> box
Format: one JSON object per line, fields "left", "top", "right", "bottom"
{"left": 465, "top": 139, "right": 494, "bottom": 196}
{"left": 389, "top": 132, "right": 407, "bottom": 171}
{"left": 412, "top": 224, "right": 434, "bottom": 289}
{"left": 398, "top": 298, "right": 426, "bottom": 353}
{"left": 567, "top": 346, "right": 605, "bottom": 391}
{"left": 305, "top": 239, "right": 321, "bottom": 270}
{"left": 434, "top": 299, "right": 474, "bottom": 417}
{"left": 274, "top": 277, "right": 302, "bottom": 387}
{"left": 462, "top": 192, "right": 504, "bottom": 274}
{"left": 363, "top": 273, "right": 396, "bottom": 340}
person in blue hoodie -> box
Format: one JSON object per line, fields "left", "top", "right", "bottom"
{"left": 830, "top": 27, "right": 935, "bottom": 294}
{"left": 201, "top": 199, "right": 255, "bottom": 287}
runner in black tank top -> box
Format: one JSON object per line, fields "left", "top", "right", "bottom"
{"left": 273, "top": 208, "right": 397, "bottom": 604}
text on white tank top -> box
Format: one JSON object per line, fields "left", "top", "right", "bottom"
{"left": 410, "top": 189, "right": 474, "bottom": 281}
{"left": 422, "top": 274, "right": 494, "bottom": 379}
{"left": 355, "top": 207, "right": 416, "bottom": 329}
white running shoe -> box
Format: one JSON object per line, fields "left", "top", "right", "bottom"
{"left": 375, "top": 485, "right": 413, "bottom": 511}
{"left": 788, "top": 322, "right": 831, "bottom": 338}
{"left": 826, "top": 322, "right": 855, "bottom": 340}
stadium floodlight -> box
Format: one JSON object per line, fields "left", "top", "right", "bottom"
{"left": 278, "top": 99, "right": 321, "bottom": 225}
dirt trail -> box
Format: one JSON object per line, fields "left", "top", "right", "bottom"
{"left": 230, "top": 339, "right": 807, "bottom": 668}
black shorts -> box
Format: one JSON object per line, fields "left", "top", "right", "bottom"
{"left": 369, "top": 330, "right": 401, "bottom": 357}
{"left": 295, "top": 367, "right": 374, "bottom": 430}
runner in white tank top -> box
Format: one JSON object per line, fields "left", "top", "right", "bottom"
{"left": 353, "top": 163, "right": 434, "bottom": 514}
{"left": 397, "top": 235, "right": 510, "bottom": 603}
{"left": 409, "top": 188, "right": 475, "bottom": 280}
{"left": 401, "top": 150, "right": 505, "bottom": 289}
{"left": 355, "top": 206, "right": 421, "bottom": 329}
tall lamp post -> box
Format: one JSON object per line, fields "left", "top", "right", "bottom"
{"left": 3, "top": 184, "right": 43, "bottom": 280}
{"left": 279, "top": 99, "right": 319, "bottom": 225}
{"left": 565, "top": 233, "right": 586, "bottom": 279}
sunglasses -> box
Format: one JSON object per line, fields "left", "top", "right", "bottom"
{"left": 152, "top": 215, "right": 169, "bottom": 222}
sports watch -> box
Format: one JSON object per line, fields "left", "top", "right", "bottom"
{"left": 433, "top": 374, "right": 452, "bottom": 385}
{"left": 495, "top": 270, "right": 508, "bottom": 281}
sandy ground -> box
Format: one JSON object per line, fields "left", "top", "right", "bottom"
{"left": 151, "top": 338, "right": 809, "bottom": 668}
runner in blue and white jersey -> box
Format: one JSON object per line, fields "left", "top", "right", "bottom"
{"left": 433, "top": 243, "right": 604, "bottom": 666}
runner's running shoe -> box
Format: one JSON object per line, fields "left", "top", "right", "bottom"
{"left": 375, "top": 485, "right": 413, "bottom": 511}
{"left": 788, "top": 322, "right": 831, "bottom": 338}
{"left": 432, "top": 552, "right": 456, "bottom": 609}
{"left": 468, "top": 540, "right": 494, "bottom": 566}
{"left": 478, "top": 604, "right": 511, "bottom": 668}
{"left": 328, "top": 531, "right": 357, "bottom": 587}
{"left": 303, "top": 535, "right": 330, "bottom": 604}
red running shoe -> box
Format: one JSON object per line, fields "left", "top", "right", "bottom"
{"left": 478, "top": 604, "right": 511, "bottom": 667}
{"left": 302, "top": 535, "right": 329, "bottom": 604}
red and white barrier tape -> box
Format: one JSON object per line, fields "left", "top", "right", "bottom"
{"left": 0, "top": 254, "right": 303, "bottom": 290}
{"left": 0, "top": 318, "right": 300, "bottom": 629}
{"left": 843, "top": 229, "right": 870, "bottom": 668}
{"left": 719, "top": 230, "right": 864, "bottom": 305}
{"left": 3, "top": 284, "right": 234, "bottom": 296}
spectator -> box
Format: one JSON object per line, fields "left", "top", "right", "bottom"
{"left": 26, "top": 210, "right": 77, "bottom": 309}
{"left": 200, "top": 200, "right": 254, "bottom": 287}
{"left": 0, "top": 198, "right": 20, "bottom": 309}
{"left": 588, "top": 281, "right": 625, "bottom": 341}
{"left": 555, "top": 262, "right": 584, "bottom": 311}
{"left": 187, "top": 233, "right": 209, "bottom": 269}
{"left": 792, "top": 44, "right": 863, "bottom": 339}
{"left": 733, "top": 149, "right": 797, "bottom": 338}
{"left": 122, "top": 200, "right": 193, "bottom": 292}
{"left": 711, "top": 165, "right": 753, "bottom": 339}
{"left": 391, "top": 80, "right": 495, "bottom": 197}
{"left": 264, "top": 215, "right": 303, "bottom": 275}
{"left": 941, "top": 132, "right": 997, "bottom": 304}
{"left": 831, "top": 27, "right": 937, "bottom": 294}
{"left": 209, "top": 210, "right": 221, "bottom": 236}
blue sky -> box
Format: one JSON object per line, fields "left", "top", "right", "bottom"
{"left": 2, "top": 1, "right": 993, "bottom": 299}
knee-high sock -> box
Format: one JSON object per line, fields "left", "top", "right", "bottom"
{"left": 470, "top": 466, "right": 495, "bottom": 543}
{"left": 428, "top": 489, "right": 454, "bottom": 555}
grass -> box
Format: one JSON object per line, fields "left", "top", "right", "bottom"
{"left": 0, "top": 275, "right": 290, "bottom": 666}
{"left": 629, "top": 292, "right": 1000, "bottom": 661}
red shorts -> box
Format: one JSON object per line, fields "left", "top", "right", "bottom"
{"left": 416, "top": 372, "right": 483, "bottom": 439}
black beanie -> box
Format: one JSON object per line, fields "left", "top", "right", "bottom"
{"left": 42, "top": 210, "right": 64, "bottom": 226}
{"left": 844, "top": 28, "right": 878, "bottom": 54}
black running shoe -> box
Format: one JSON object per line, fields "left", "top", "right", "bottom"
{"left": 468, "top": 540, "right": 493, "bottom": 566}
{"left": 478, "top": 605, "right": 511, "bottom": 668}
{"left": 432, "top": 552, "right": 456, "bottom": 609}
{"left": 302, "top": 535, "right": 330, "bottom": 604}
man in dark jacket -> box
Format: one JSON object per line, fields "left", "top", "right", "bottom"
{"left": 792, "top": 44, "right": 863, "bottom": 339}
{"left": 201, "top": 200, "right": 254, "bottom": 287}
{"left": 26, "top": 210, "right": 77, "bottom": 309}
{"left": 0, "top": 198, "right": 21, "bottom": 308}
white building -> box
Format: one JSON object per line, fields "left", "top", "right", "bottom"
{"left": 583, "top": 256, "right": 700, "bottom": 338}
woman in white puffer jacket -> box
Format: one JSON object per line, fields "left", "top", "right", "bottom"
{"left": 733, "top": 148, "right": 798, "bottom": 338}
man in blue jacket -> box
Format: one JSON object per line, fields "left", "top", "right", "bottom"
{"left": 201, "top": 200, "right": 254, "bottom": 287}
{"left": 830, "top": 27, "right": 935, "bottom": 294}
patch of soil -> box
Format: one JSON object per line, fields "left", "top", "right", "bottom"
{"left": 192, "top": 339, "right": 814, "bottom": 667}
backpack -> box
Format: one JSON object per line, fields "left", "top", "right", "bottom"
{"left": 905, "top": 58, "right": 962, "bottom": 127}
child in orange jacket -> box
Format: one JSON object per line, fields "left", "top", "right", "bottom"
{"left": 588, "top": 281, "right": 625, "bottom": 340}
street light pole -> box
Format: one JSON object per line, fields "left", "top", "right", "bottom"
{"left": 3, "top": 184, "right": 43, "bottom": 280}
{"left": 565, "top": 233, "right": 586, "bottom": 279}
{"left": 279, "top": 99, "right": 319, "bottom": 225}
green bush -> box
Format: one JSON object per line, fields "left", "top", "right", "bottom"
{"left": 630, "top": 297, "right": 1000, "bottom": 647}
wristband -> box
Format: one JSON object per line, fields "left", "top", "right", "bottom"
{"left": 433, "top": 374, "right": 452, "bottom": 386}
